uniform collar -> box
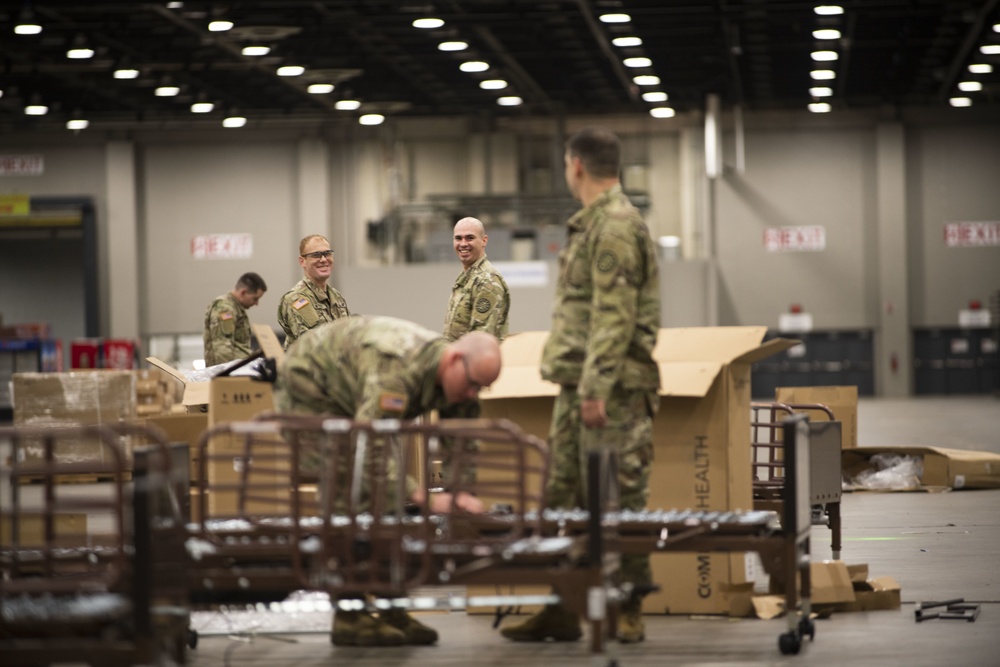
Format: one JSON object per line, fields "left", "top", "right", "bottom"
{"left": 567, "top": 182, "right": 622, "bottom": 231}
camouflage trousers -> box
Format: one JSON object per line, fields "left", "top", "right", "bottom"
{"left": 547, "top": 384, "right": 657, "bottom": 588}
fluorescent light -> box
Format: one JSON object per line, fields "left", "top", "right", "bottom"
{"left": 67, "top": 48, "right": 94, "bottom": 59}
{"left": 15, "top": 23, "right": 42, "bottom": 35}
{"left": 811, "top": 69, "right": 836, "bottom": 80}
{"left": 223, "top": 116, "right": 247, "bottom": 128}
{"left": 277, "top": 65, "right": 305, "bottom": 76}
{"left": 191, "top": 102, "right": 214, "bottom": 113}
{"left": 67, "top": 119, "right": 89, "bottom": 130}
{"left": 979, "top": 45, "right": 1000, "bottom": 55}
{"left": 208, "top": 20, "right": 233, "bottom": 32}
{"left": 642, "top": 91, "right": 668, "bottom": 102}
{"left": 497, "top": 96, "right": 522, "bottom": 106}
{"left": 612, "top": 36, "right": 642, "bottom": 47}
{"left": 359, "top": 114, "right": 384, "bottom": 126}
{"left": 155, "top": 86, "right": 180, "bottom": 96}
{"left": 242, "top": 45, "right": 270, "bottom": 56}
{"left": 810, "top": 86, "right": 833, "bottom": 97}
{"left": 599, "top": 13, "right": 631, "bottom": 23}
{"left": 438, "top": 41, "right": 468, "bottom": 51}
{"left": 949, "top": 97, "right": 972, "bottom": 107}
{"left": 307, "top": 83, "right": 335, "bottom": 94}
{"left": 808, "top": 102, "right": 832, "bottom": 113}
{"left": 335, "top": 100, "right": 361, "bottom": 110}
{"left": 958, "top": 81, "right": 983, "bottom": 92}
{"left": 968, "top": 63, "right": 993, "bottom": 74}
{"left": 480, "top": 79, "right": 507, "bottom": 90}
{"left": 811, "top": 50, "right": 838, "bottom": 61}
{"left": 814, "top": 5, "right": 844, "bottom": 15}
{"left": 649, "top": 107, "right": 675, "bottom": 119}
{"left": 167, "top": 2, "right": 184, "bottom": 8}
{"left": 114, "top": 68, "right": 140, "bottom": 79}
{"left": 994, "top": 23, "right": 999, "bottom": 33}
{"left": 633, "top": 75, "right": 661, "bottom": 86}
{"left": 813, "top": 29, "right": 841, "bottom": 40}
{"left": 412, "top": 18, "right": 444, "bottom": 29}
{"left": 25, "top": 105, "right": 48, "bottom": 115}
{"left": 460, "top": 61, "right": 489, "bottom": 73}
{"left": 624, "top": 57, "right": 652, "bottom": 68}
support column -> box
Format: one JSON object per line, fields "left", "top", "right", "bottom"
{"left": 105, "top": 141, "right": 140, "bottom": 339}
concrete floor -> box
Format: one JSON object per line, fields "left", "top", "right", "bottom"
{"left": 180, "top": 396, "right": 1000, "bottom": 667}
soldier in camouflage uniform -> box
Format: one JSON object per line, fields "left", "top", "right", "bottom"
{"left": 501, "top": 127, "right": 661, "bottom": 645}
{"left": 275, "top": 315, "right": 501, "bottom": 647}
{"left": 202, "top": 272, "right": 267, "bottom": 367}
{"left": 443, "top": 217, "right": 510, "bottom": 341}
{"left": 277, "top": 234, "right": 351, "bottom": 349}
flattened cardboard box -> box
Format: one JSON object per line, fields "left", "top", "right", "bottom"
{"left": 843, "top": 446, "right": 1000, "bottom": 490}
{"left": 477, "top": 327, "right": 799, "bottom": 615}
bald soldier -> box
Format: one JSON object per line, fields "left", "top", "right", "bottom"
{"left": 277, "top": 234, "right": 351, "bottom": 348}
{"left": 443, "top": 217, "right": 510, "bottom": 341}
{"left": 274, "top": 315, "right": 500, "bottom": 647}
{"left": 202, "top": 272, "right": 267, "bottom": 366}
{"left": 500, "top": 127, "right": 661, "bottom": 644}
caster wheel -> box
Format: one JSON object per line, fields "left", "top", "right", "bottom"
{"left": 187, "top": 628, "right": 199, "bottom": 650}
{"left": 799, "top": 617, "right": 816, "bottom": 640}
{"left": 779, "top": 631, "right": 801, "bottom": 655}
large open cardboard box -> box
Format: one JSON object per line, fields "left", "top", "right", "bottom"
{"left": 477, "top": 327, "right": 798, "bottom": 615}
{"left": 842, "top": 446, "right": 1000, "bottom": 490}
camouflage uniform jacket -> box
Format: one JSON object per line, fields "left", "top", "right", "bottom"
{"left": 443, "top": 255, "right": 510, "bottom": 341}
{"left": 541, "top": 183, "right": 660, "bottom": 399}
{"left": 277, "top": 278, "right": 351, "bottom": 349}
{"left": 202, "top": 292, "right": 252, "bottom": 367}
{"left": 275, "top": 315, "right": 479, "bottom": 422}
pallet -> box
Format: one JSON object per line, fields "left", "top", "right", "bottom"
{"left": 16, "top": 472, "right": 133, "bottom": 485}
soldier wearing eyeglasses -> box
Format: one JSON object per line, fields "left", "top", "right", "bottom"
{"left": 277, "top": 234, "right": 351, "bottom": 348}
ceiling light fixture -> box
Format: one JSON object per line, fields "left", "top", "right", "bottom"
{"left": 809, "top": 86, "right": 833, "bottom": 97}
{"left": 438, "top": 41, "right": 468, "bottom": 51}
{"left": 223, "top": 116, "right": 247, "bottom": 127}
{"left": 208, "top": 20, "right": 233, "bottom": 32}
{"left": 25, "top": 104, "right": 49, "bottom": 116}
{"left": 624, "top": 57, "right": 652, "bottom": 68}
{"left": 359, "top": 114, "right": 385, "bottom": 125}
{"left": 808, "top": 102, "right": 832, "bottom": 113}
{"left": 480, "top": 79, "right": 507, "bottom": 90}
{"left": 612, "top": 36, "right": 642, "bottom": 48}
{"left": 633, "top": 75, "right": 661, "bottom": 86}
{"left": 460, "top": 61, "right": 489, "bottom": 72}
{"left": 412, "top": 18, "right": 444, "bottom": 29}
{"left": 114, "top": 68, "right": 140, "bottom": 79}
{"left": 242, "top": 45, "right": 270, "bottom": 56}
{"left": 949, "top": 97, "right": 972, "bottom": 107}
{"left": 599, "top": 14, "right": 631, "bottom": 24}
{"left": 191, "top": 102, "right": 214, "bottom": 113}
{"left": 335, "top": 99, "right": 361, "bottom": 110}
{"left": 642, "top": 91, "right": 668, "bottom": 102}
{"left": 307, "top": 83, "right": 335, "bottom": 94}
{"left": 811, "top": 50, "right": 839, "bottom": 61}
{"left": 980, "top": 45, "right": 1000, "bottom": 55}
{"left": 814, "top": 5, "right": 844, "bottom": 16}
{"left": 958, "top": 81, "right": 983, "bottom": 92}
{"left": 67, "top": 119, "right": 89, "bottom": 130}
{"left": 811, "top": 69, "right": 836, "bottom": 80}
{"left": 497, "top": 96, "right": 522, "bottom": 106}
{"left": 813, "top": 29, "right": 841, "bottom": 40}
{"left": 167, "top": 2, "right": 184, "bottom": 8}
{"left": 155, "top": 86, "right": 180, "bottom": 96}
{"left": 968, "top": 63, "right": 993, "bottom": 74}
{"left": 67, "top": 47, "right": 95, "bottom": 59}
{"left": 277, "top": 65, "right": 305, "bottom": 76}
{"left": 14, "top": 11, "right": 42, "bottom": 35}
{"left": 649, "top": 107, "right": 675, "bottom": 118}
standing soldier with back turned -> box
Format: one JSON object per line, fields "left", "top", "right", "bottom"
{"left": 443, "top": 216, "right": 510, "bottom": 341}
{"left": 202, "top": 272, "right": 267, "bottom": 366}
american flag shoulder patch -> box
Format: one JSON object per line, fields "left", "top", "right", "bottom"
{"left": 379, "top": 392, "right": 407, "bottom": 413}
{"left": 219, "top": 312, "right": 233, "bottom": 321}
{"left": 292, "top": 297, "right": 310, "bottom": 310}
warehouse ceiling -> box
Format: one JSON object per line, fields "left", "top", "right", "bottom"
{"left": 1, "top": 0, "right": 999, "bottom": 132}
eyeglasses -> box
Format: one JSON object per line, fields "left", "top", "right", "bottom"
{"left": 460, "top": 355, "right": 484, "bottom": 392}
{"left": 301, "top": 250, "right": 334, "bottom": 260}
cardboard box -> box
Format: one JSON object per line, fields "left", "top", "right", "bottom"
{"left": 1, "top": 513, "right": 88, "bottom": 547}
{"left": 11, "top": 371, "right": 137, "bottom": 465}
{"left": 839, "top": 575, "right": 901, "bottom": 611}
{"left": 843, "top": 446, "right": 1000, "bottom": 490}
{"left": 145, "top": 412, "right": 209, "bottom": 481}
{"left": 479, "top": 327, "right": 798, "bottom": 616}
{"left": 775, "top": 385, "right": 858, "bottom": 450}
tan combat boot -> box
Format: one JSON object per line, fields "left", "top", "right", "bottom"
{"left": 380, "top": 607, "right": 439, "bottom": 645}
{"left": 331, "top": 609, "right": 406, "bottom": 646}
{"left": 500, "top": 604, "right": 582, "bottom": 642}
{"left": 617, "top": 598, "right": 645, "bottom": 643}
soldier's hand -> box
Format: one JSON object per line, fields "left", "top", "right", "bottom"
{"left": 428, "top": 491, "right": 485, "bottom": 514}
{"left": 581, "top": 398, "right": 608, "bottom": 429}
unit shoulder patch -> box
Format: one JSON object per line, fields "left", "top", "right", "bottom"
{"left": 597, "top": 249, "right": 618, "bottom": 273}
{"left": 475, "top": 296, "right": 493, "bottom": 314}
